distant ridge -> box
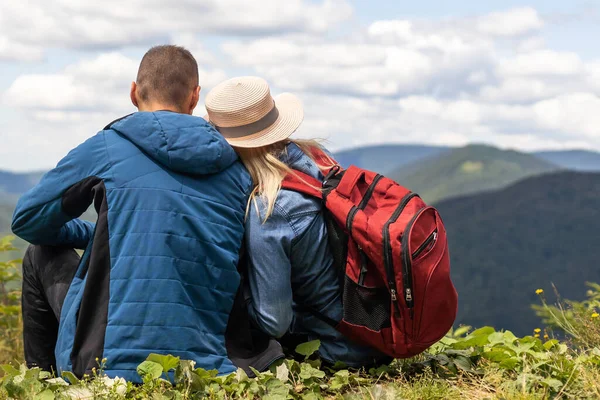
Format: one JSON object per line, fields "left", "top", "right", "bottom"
{"left": 389, "top": 144, "right": 559, "bottom": 203}
{"left": 0, "top": 170, "right": 44, "bottom": 196}
{"left": 332, "top": 143, "right": 600, "bottom": 177}
{"left": 436, "top": 171, "right": 600, "bottom": 334}
{"left": 534, "top": 150, "right": 600, "bottom": 172}
{"left": 333, "top": 144, "right": 448, "bottom": 174}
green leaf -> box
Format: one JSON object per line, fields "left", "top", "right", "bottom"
{"left": 137, "top": 360, "right": 163, "bottom": 380}
{"left": 60, "top": 371, "right": 80, "bottom": 384}
{"left": 275, "top": 363, "right": 289, "bottom": 382}
{"left": 470, "top": 326, "right": 496, "bottom": 337}
{"left": 249, "top": 366, "right": 262, "bottom": 379}
{"left": 499, "top": 357, "right": 520, "bottom": 370}
{"left": 45, "top": 378, "right": 69, "bottom": 388}
{"left": 452, "top": 326, "right": 471, "bottom": 337}
{"left": 193, "top": 368, "right": 218, "bottom": 379}
{"left": 33, "top": 389, "right": 55, "bottom": 400}
{"left": 330, "top": 369, "right": 350, "bottom": 390}
{"left": 39, "top": 371, "right": 52, "bottom": 380}
{"left": 543, "top": 339, "right": 558, "bottom": 351}
{"left": 368, "top": 364, "right": 392, "bottom": 377}
{"left": 147, "top": 353, "right": 181, "bottom": 373}
{"left": 330, "top": 361, "right": 347, "bottom": 370}
{"left": 263, "top": 379, "right": 289, "bottom": 400}
{"left": 542, "top": 378, "right": 564, "bottom": 391}
{"left": 235, "top": 367, "right": 249, "bottom": 382}
{"left": 453, "top": 356, "right": 474, "bottom": 372}
{"left": 483, "top": 349, "right": 511, "bottom": 363}
{"left": 452, "top": 327, "right": 495, "bottom": 349}
{"left": 1, "top": 364, "right": 20, "bottom": 377}
{"left": 502, "top": 331, "right": 518, "bottom": 343}
{"left": 487, "top": 332, "right": 505, "bottom": 345}
{"left": 295, "top": 340, "right": 321, "bottom": 358}
{"left": 299, "top": 363, "right": 326, "bottom": 381}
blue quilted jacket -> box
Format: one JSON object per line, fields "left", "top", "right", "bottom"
{"left": 11, "top": 111, "right": 281, "bottom": 381}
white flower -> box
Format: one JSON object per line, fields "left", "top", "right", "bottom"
{"left": 99, "top": 376, "right": 127, "bottom": 396}
{"left": 64, "top": 387, "right": 94, "bottom": 399}
{"left": 46, "top": 377, "right": 69, "bottom": 386}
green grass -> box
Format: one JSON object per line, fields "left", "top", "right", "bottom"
{"left": 3, "top": 237, "right": 600, "bottom": 399}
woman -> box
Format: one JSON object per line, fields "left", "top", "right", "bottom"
{"left": 205, "top": 77, "right": 388, "bottom": 367}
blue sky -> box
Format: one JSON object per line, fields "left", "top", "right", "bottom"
{"left": 354, "top": 0, "right": 598, "bottom": 57}
{"left": 0, "top": 0, "right": 598, "bottom": 171}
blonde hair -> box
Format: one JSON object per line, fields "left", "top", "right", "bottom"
{"left": 236, "top": 139, "right": 336, "bottom": 222}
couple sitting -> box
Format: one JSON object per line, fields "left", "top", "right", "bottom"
{"left": 12, "top": 45, "right": 387, "bottom": 382}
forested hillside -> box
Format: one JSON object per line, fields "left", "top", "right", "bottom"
{"left": 390, "top": 144, "right": 559, "bottom": 203}
{"left": 437, "top": 171, "right": 600, "bottom": 334}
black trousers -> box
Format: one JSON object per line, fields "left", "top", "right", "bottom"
{"left": 21, "top": 244, "right": 285, "bottom": 376}
{"left": 21, "top": 245, "right": 80, "bottom": 372}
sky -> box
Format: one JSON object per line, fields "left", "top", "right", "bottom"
{"left": 0, "top": 0, "right": 599, "bottom": 171}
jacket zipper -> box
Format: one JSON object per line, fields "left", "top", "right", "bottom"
{"left": 383, "top": 192, "right": 419, "bottom": 316}
{"left": 401, "top": 208, "right": 428, "bottom": 318}
{"left": 411, "top": 230, "right": 438, "bottom": 260}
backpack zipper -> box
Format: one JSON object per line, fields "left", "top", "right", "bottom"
{"left": 383, "top": 192, "right": 419, "bottom": 316}
{"left": 347, "top": 175, "right": 383, "bottom": 286}
{"left": 401, "top": 208, "right": 428, "bottom": 318}
{"left": 357, "top": 174, "right": 383, "bottom": 210}
{"left": 357, "top": 247, "right": 369, "bottom": 285}
{"left": 411, "top": 230, "right": 438, "bottom": 260}
{"left": 346, "top": 206, "right": 359, "bottom": 232}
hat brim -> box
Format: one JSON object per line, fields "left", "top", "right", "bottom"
{"left": 207, "top": 93, "right": 304, "bottom": 149}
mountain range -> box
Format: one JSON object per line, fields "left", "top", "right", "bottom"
{"left": 389, "top": 144, "right": 560, "bottom": 203}
{"left": 335, "top": 145, "right": 600, "bottom": 203}
{"left": 332, "top": 144, "right": 449, "bottom": 175}
{"left": 2, "top": 144, "right": 600, "bottom": 333}
{"left": 335, "top": 145, "right": 600, "bottom": 174}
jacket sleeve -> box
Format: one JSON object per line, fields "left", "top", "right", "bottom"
{"left": 11, "top": 133, "right": 108, "bottom": 249}
{"left": 244, "top": 203, "right": 295, "bottom": 338}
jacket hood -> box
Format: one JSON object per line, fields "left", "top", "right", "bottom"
{"left": 109, "top": 111, "right": 238, "bottom": 175}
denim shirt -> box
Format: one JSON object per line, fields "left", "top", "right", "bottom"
{"left": 245, "top": 143, "right": 387, "bottom": 367}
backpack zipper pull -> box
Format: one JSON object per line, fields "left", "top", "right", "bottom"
{"left": 390, "top": 289, "right": 401, "bottom": 317}
{"left": 358, "top": 246, "right": 369, "bottom": 286}
{"left": 405, "top": 288, "right": 413, "bottom": 302}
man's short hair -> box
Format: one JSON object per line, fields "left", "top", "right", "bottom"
{"left": 136, "top": 45, "right": 199, "bottom": 109}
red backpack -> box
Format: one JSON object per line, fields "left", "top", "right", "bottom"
{"left": 282, "top": 151, "right": 458, "bottom": 359}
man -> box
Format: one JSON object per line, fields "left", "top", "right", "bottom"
{"left": 12, "top": 45, "right": 282, "bottom": 382}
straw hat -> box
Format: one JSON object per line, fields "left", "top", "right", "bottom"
{"left": 205, "top": 76, "right": 304, "bottom": 148}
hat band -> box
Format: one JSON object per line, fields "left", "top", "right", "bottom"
{"left": 214, "top": 105, "right": 280, "bottom": 138}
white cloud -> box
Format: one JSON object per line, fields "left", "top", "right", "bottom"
{"left": 223, "top": 15, "right": 497, "bottom": 98}
{"left": 3, "top": 5, "right": 600, "bottom": 170}
{"left": 4, "top": 53, "right": 138, "bottom": 113}
{"left": 479, "top": 78, "right": 561, "bottom": 103}
{"left": 0, "top": 0, "right": 352, "bottom": 61}
{"left": 498, "top": 50, "right": 584, "bottom": 77}
{"left": 532, "top": 93, "right": 600, "bottom": 138}
{"left": 476, "top": 7, "right": 544, "bottom": 37}
{"left": 0, "top": 36, "right": 43, "bottom": 62}
{"left": 3, "top": 51, "right": 227, "bottom": 116}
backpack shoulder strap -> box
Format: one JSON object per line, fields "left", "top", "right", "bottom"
{"left": 281, "top": 146, "right": 342, "bottom": 199}
{"left": 282, "top": 170, "right": 323, "bottom": 199}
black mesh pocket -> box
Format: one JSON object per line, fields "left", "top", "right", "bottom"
{"left": 342, "top": 276, "right": 391, "bottom": 331}
{"left": 324, "top": 209, "right": 348, "bottom": 279}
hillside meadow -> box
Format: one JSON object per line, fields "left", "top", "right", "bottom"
{"left": 3, "top": 238, "right": 600, "bottom": 399}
